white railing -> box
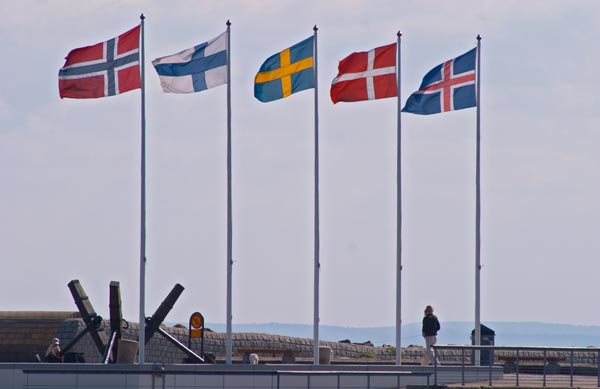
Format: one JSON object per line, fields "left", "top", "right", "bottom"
{"left": 434, "top": 345, "right": 600, "bottom": 387}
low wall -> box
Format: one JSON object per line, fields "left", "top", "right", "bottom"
{"left": 0, "top": 363, "right": 497, "bottom": 389}
{"left": 55, "top": 319, "right": 397, "bottom": 363}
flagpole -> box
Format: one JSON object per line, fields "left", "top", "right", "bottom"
{"left": 395, "top": 31, "right": 403, "bottom": 366}
{"left": 225, "top": 19, "right": 234, "bottom": 366}
{"left": 312, "top": 25, "right": 321, "bottom": 366}
{"left": 138, "top": 13, "right": 147, "bottom": 365}
{"left": 474, "top": 34, "right": 482, "bottom": 364}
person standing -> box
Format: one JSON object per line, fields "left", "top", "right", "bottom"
{"left": 422, "top": 305, "right": 441, "bottom": 365}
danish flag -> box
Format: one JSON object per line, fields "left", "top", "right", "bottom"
{"left": 330, "top": 43, "right": 397, "bottom": 103}
{"left": 59, "top": 25, "right": 141, "bottom": 99}
{"left": 403, "top": 47, "right": 476, "bottom": 115}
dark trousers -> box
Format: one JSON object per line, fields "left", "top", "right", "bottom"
{"left": 45, "top": 354, "right": 61, "bottom": 363}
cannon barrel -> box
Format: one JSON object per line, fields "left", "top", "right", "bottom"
{"left": 62, "top": 280, "right": 108, "bottom": 356}
{"left": 144, "top": 283, "right": 184, "bottom": 343}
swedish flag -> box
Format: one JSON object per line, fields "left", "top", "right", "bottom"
{"left": 254, "top": 36, "right": 314, "bottom": 102}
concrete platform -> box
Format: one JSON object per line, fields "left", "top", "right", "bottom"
{"left": 0, "top": 363, "right": 503, "bottom": 389}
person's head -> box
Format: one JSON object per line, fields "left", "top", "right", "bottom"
{"left": 424, "top": 305, "right": 434, "bottom": 315}
{"left": 52, "top": 338, "right": 59, "bottom": 345}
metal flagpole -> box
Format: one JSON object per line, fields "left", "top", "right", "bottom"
{"left": 395, "top": 31, "right": 403, "bottom": 366}
{"left": 474, "top": 34, "right": 482, "bottom": 365}
{"left": 138, "top": 13, "right": 147, "bottom": 365}
{"left": 312, "top": 25, "right": 321, "bottom": 366}
{"left": 225, "top": 20, "right": 233, "bottom": 366}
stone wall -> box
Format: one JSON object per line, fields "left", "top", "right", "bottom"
{"left": 56, "top": 318, "right": 397, "bottom": 363}
{"left": 0, "top": 312, "right": 80, "bottom": 362}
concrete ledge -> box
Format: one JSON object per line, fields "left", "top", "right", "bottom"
{"left": 2, "top": 363, "right": 441, "bottom": 389}
{"left": 0, "top": 362, "right": 505, "bottom": 389}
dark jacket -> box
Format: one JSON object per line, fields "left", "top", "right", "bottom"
{"left": 422, "top": 313, "right": 441, "bottom": 336}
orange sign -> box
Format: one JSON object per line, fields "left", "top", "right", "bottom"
{"left": 190, "top": 313, "right": 203, "bottom": 329}
{"left": 187, "top": 312, "right": 205, "bottom": 351}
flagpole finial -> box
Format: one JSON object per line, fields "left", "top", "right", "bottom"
{"left": 140, "top": 13, "right": 145, "bottom": 21}
{"left": 313, "top": 25, "right": 318, "bottom": 32}
{"left": 477, "top": 34, "right": 482, "bottom": 41}
{"left": 397, "top": 31, "right": 402, "bottom": 37}
{"left": 226, "top": 19, "right": 231, "bottom": 27}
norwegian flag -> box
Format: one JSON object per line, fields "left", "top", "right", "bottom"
{"left": 330, "top": 43, "right": 397, "bottom": 103}
{"left": 403, "top": 47, "right": 476, "bottom": 115}
{"left": 59, "top": 25, "right": 141, "bottom": 99}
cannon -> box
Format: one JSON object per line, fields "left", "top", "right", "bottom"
{"left": 144, "top": 283, "right": 205, "bottom": 363}
{"left": 62, "top": 280, "right": 208, "bottom": 363}
{"left": 101, "top": 281, "right": 124, "bottom": 363}
{"left": 59, "top": 280, "right": 109, "bottom": 361}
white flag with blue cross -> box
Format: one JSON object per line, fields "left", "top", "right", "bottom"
{"left": 152, "top": 31, "right": 228, "bottom": 93}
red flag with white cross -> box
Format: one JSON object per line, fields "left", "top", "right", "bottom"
{"left": 330, "top": 43, "right": 397, "bottom": 103}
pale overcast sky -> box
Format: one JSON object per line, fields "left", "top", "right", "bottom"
{"left": 2, "top": 1, "right": 600, "bottom": 342}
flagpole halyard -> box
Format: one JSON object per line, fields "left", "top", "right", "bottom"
{"left": 395, "top": 30, "right": 403, "bottom": 366}
{"left": 474, "top": 33, "right": 482, "bottom": 365}
{"left": 225, "top": 19, "right": 234, "bottom": 366}
{"left": 138, "top": 12, "right": 147, "bottom": 365}
{"left": 312, "top": 24, "right": 321, "bottom": 366}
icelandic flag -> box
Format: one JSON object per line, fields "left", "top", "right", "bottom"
{"left": 58, "top": 25, "right": 140, "bottom": 99}
{"left": 403, "top": 47, "right": 476, "bottom": 115}
{"left": 152, "top": 32, "right": 228, "bottom": 94}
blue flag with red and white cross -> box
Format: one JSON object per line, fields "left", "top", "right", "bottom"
{"left": 403, "top": 47, "right": 476, "bottom": 115}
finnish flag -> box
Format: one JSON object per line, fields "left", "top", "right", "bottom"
{"left": 153, "top": 31, "right": 227, "bottom": 93}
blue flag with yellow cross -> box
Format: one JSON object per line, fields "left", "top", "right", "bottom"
{"left": 254, "top": 36, "right": 314, "bottom": 102}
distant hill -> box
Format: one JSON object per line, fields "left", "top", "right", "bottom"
{"left": 202, "top": 322, "right": 600, "bottom": 347}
